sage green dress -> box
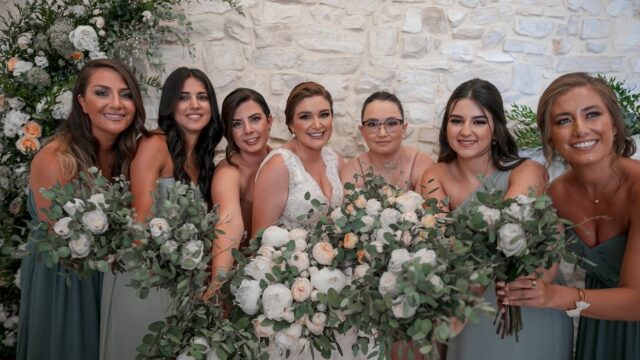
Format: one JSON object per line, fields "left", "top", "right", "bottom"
{"left": 447, "top": 170, "right": 574, "bottom": 360}
{"left": 568, "top": 229, "right": 639, "bottom": 360}
{"left": 17, "top": 190, "right": 103, "bottom": 360}
{"left": 99, "top": 178, "right": 176, "bottom": 360}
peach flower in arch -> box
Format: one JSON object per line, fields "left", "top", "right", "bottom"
{"left": 16, "top": 136, "right": 40, "bottom": 154}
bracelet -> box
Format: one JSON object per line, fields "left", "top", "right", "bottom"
{"left": 565, "top": 288, "right": 590, "bottom": 318}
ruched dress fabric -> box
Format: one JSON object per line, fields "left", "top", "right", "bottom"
{"left": 99, "top": 177, "right": 177, "bottom": 360}
{"left": 567, "top": 229, "right": 639, "bottom": 360}
{"left": 17, "top": 190, "right": 103, "bottom": 360}
{"left": 446, "top": 169, "right": 574, "bottom": 360}
{"left": 258, "top": 147, "right": 367, "bottom": 360}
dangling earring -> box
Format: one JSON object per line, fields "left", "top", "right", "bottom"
{"left": 492, "top": 138, "right": 497, "bottom": 146}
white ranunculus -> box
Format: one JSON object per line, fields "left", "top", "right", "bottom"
{"left": 354, "top": 195, "right": 367, "bottom": 209}
{"left": 34, "top": 56, "right": 48, "bottom": 67}
{"left": 53, "top": 217, "right": 73, "bottom": 238}
{"left": 498, "top": 223, "right": 527, "bottom": 257}
{"left": 179, "top": 240, "right": 204, "bottom": 270}
{"left": 262, "top": 225, "right": 289, "bottom": 248}
{"left": 395, "top": 191, "right": 423, "bottom": 214}
{"left": 391, "top": 295, "right": 418, "bottom": 319}
{"left": 413, "top": 248, "right": 437, "bottom": 266}
{"left": 353, "top": 264, "right": 370, "bottom": 279}
{"left": 63, "top": 198, "right": 85, "bottom": 216}
{"left": 312, "top": 242, "right": 335, "bottom": 265}
{"left": 160, "top": 240, "right": 178, "bottom": 254}
{"left": 12, "top": 60, "right": 33, "bottom": 76}
{"left": 310, "top": 267, "right": 347, "bottom": 294}
{"left": 306, "top": 312, "right": 327, "bottom": 335}
{"left": 2, "top": 110, "right": 30, "bottom": 137}
{"left": 378, "top": 271, "right": 398, "bottom": 296}
{"left": 69, "top": 233, "right": 92, "bottom": 258}
{"left": 429, "top": 275, "right": 444, "bottom": 291}
{"left": 191, "top": 336, "right": 210, "bottom": 354}
{"left": 288, "top": 251, "right": 309, "bottom": 272}
{"left": 262, "top": 284, "right": 293, "bottom": 320}
{"left": 52, "top": 90, "right": 72, "bottom": 120}
{"left": 478, "top": 205, "right": 501, "bottom": 228}
{"left": 343, "top": 232, "right": 358, "bottom": 249}
{"left": 235, "top": 279, "right": 262, "bottom": 315}
{"left": 360, "top": 215, "right": 375, "bottom": 233}
{"left": 253, "top": 314, "right": 275, "bottom": 337}
{"left": 330, "top": 207, "right": 346, "bottom": 223}
{"left": 17, "top": 32, "right": 32, "bottom": 50}
{"left": 380, "top": 208, "right": 401, "bottom": 228}
{"left": 69, "top": 25, "right": 99, "bottom": 51}
{"left": 274, "top": 324, "right": 303, "bottom": 350}
{"left": 291, "top": 277, "right": 312, "bottom": 302}
{"left": 82, "top": 209, "right": 108, "bottom": 234}
{"left": 365, "top": 198, "right": 382, "bottom": 216}
{"left": 244, "top": 255, "right": 272, "bottom": 282}
{"left": 388, "top": 248, "right": 411, "bottom": 274}
{"left": 289, "top": 227, "right": 307, "bottom": 241}
{"left": 149, "top": 218, "right": 170, "bottom": 238}
{"left": 87, "top": 193, "right": 107, "bottom": 209}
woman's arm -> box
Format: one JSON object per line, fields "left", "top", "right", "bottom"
{"left": 129, "top": 135, "right": 169, "bottom": 222}
{"left": 411, "top": 150, "right": 434, "bottom": 193}
{"left": 29, "top": 143, "right": 66, "bottom": 221}
{"left": 339, "top": 157, "right": 364, "bottom": 189}
{"left": 504, "top": 159, "right": 548, "bottom": 198}
{"left": 251, "top": 155, "right": 289, "bottom": 238}
{"left": 418, "top": 165, "right": 448, "bottom": 210}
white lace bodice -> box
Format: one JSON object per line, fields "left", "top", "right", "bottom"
{"left": 258, "top": 147, "right": 343, "bottom": 229}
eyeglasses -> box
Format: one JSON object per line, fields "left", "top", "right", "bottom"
{"left": 361, "top": 118, "right": 404, "bottom": 134}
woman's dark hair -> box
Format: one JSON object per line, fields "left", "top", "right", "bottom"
{"left": 54, "top": 58, "right": 147, "bottom": 180}
{"left": 157, "top": 67, "right": 223, "bottom": 205}
{"left": 284, "top": 81, "right": 333, "bottom": 133}
{"left": 537, "top": 72, "right": 635, "bottom": 165}
{"left": 361, "top": 91, "right": 404, "bottom": 121}
{"left": 221, "top": 88, "right": 271, "bottom": 167}
{"left": 437, "top": 78, "right": 525, "bottom": 170}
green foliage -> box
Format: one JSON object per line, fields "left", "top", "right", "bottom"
{"left": 506, "top": 104, "right": 540, "bottom": 149}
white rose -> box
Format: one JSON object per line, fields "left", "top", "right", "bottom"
{"left": 262, "top": 284, "right": 293, "bottom": 320}
{"left": 343, "top": 232, "right": 358, "bottom": 249}
{"left": 515, "top": 194, "right": 535, "bottom": 205}
{"left": 180, "top": 240, "right": 204, "bottom": 270}
{"left": 359, "top": 215, "right": 375, "bottom": 233}
{"left": 391, "top": 295, "right": 418, "bottom": 319}
{"left": 420, "top": 214, "right": 437, "bottom": 228}
{"left": 235, "top": 279, "right": 262, "bottom": 315}
{"left": 149, "top": 218, "right": 170, "bottom": 238}
{"left": 274, "top": 324, "right": 303, "bottom": 350}
{"left": 253, "top": 314, "right": 275, "bottom": 337}
{"left": 261, "top": 226, "right": 289, "bottom": 248}
{"left": 429, "top": 275, "right": 444, "bottom": 291}
{"left": 93, "top": 16, "right": 105, "bottom": 28}
{"left": 142, "top": 10, "right": 152, "bottom": 21}
{"left": 2, "top": 110, "right": 30, "bottom": 137}
{"left": 288, "top": 251, "right": 309, "bottom": 272}
{"left": 244, "top": 255, "right": 272, "bottom": 282}
{"left": 330, "top": 207, "right": 346, "bottom": 223}
{"left": 306, "top": 312, "right": 327, "bottom": 335}
{"left": 17, "top": 32, "right": 32, "bottom": 50}
{"left": 257, "top": 245, "right": 276, "bottom": 259}
{"left": 289, "top": 228, "right": 307, "bottom": 242}
{"left": 395, "top": 191, "right": 423, "bottom": 214}
{"left": 7, "top": 97, "right": 25, "bottom": 110}
{"left": 291, "top": 277, "right": 313, "bottom": 302}
{"left": 191, "top": 336, "right": 210, "bottom": 354}
{"left": 310, "top": 267, "right": 347, "bottom": 294}
{"left": 398, "top": 230, "right": 412, "bottom": 246}
{"left": 53, "top": 217, "right": 73, "bottom": 238}
{"left": 378, "top": 271, "right": 398, "bottom": 296}
{"left": 69, "top": 233, "right": 92, "bottom": 258}
{"left": 52, "top": 90, "right": 72, "bottom": 120}
{"left": 87, "top": 193, "right": 107, "bottom": 209}
{"left": 478, "top": 205, "right": 501, "bottom": 228}
{"left": 12, "top": 60, "right": 33, "bottom": 76}
{"left": 498, "top": 223, "right": 527, "bottom": 257}
{"left": 312, "top": 242, "right": 335, "bottom": 265}
{"left": 353, "top": 264, "right": 370, "bottom": 279}
{"left": 401, "top": 212, "right": 419, "bottom": 224}
{"left": 82, "top": 210, "right": 108, "bottom": 234}
{"left": 388, "top": 248, "right": 411, "bottom": 274}
{"left": 374, "top": 227, "right": 392, "bottom": 244}
{"left": 160, "top": 240, "right": 178, "bottom": 254}
{"left": 380, "top": 208, "right": 401, "bottom": 228}
{"left": 34, "top": 56, "right": 48, "bottom": 68}
{"left": 365, "top": 198, "right": 382, "bottom": 216}
{"left": 69, "top": 25, "right": 99, "bottom": 51}
{"left": 413, "top": 248, "right": 437, "bottom": 266}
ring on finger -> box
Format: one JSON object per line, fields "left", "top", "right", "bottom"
{"left": 531, "top": 280, "right": 537, "bottom": 289}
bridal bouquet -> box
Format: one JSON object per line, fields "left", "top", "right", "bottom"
{"left": 315, "top": 173, "right": 492, "bottom": 359}
{"left": 451, "top": 189, "right": 575, "bottom": 340}
{"left": 230, "top": 225, "right": 358, "bottom": 359}
{"left": 29, "top": 167, "right": 141, "bottom": 281}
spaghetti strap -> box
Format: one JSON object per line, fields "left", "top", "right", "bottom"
{"left": 408, "top": 149, "right": 419, "bottom": 182}
{"left": 357, "top": 154, "right": 366, "bottom": 179}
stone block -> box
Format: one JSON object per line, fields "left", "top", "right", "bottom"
{"left": 606, "top": 0, "right": 635, "bottom": 17}
{"left": 567, "top": 0, "right": 602, "bottom": 15}
{"left": 613, "top": 21, "right": 640, "bottom": 52}
{"left": 514, "top": 17, "right": 554, "bottom": 38}
{"left": 251, "top": 48, "right": 301, "bottom": 70}
{"left": 341, "top": 15, "right": 367, "bottom": 30}
{"left": 347, "top": 0, "right": 377, "bottom": 16}
{"left": 402, "top": 33, "right": 428, "bottom": 58}
{"left": 447, "top": 9, "right": 467, "bottom": 28}
{"left": 310, "top": 5, "right": 342, "bottom": 24}
{"left": 190, "top": 15, "right": 225, "bottom": 41}
{"left": 294, "top": 26, "right": 365, "bottom": 54}
{"left": 472, "top": 7, "right": 512, "bottom": 26}
{"left": 512, "top": 63, "right": 539, "bottom": 95}
{"left": 356, "top": 69, "right": 396, "bottom": 94}
{"left": 556, "top": 56, "right": 624, "bottom": 73}
{"left": 452, "top": 28, "right": 484, "bottom": 40}
{"left": 440, "top": 42, "right": 473, "bottom": 62}
{"left": 322, "top": 77, "right": 350, "bottom": 101}
{"left": 271, "top": 73, "right": 306, "bottom": 95}
{"left": 255, "top": 25, "right": 293, "bottom": 48}
{"left": 552, "top": 38, "right": 571, "bottom": 55}
{"left": 299, "top": 56, "right": 361, "bottom": 75}
{"left": 224, "top": 16, "right": 252, "bottom": 44}
{"left": 403, "top": 7, "right": 423, "bottom": 33}
{"left": 503, "top": 38, "right": 546, "bottom": 55}
{"left": 581, "top": 19, "right": 610, "bottom": 39}
{"left": 263, "top": 2, "right": 301, "bottom": 24}
{"left": 586, "top": 42, "right": 606, "bottom": 53}
{"left": 374, "top": 4, "right": 404, "bottom": 25}
{"left": 202, "top": 41, "right": 246, "bottom": 71}
{"left": 370, "top": 27, "right": 399, "bottom": 56}
{"left": 477, "top": 51, "right": 514, "bottom": 63}
{"left": 423, "top": 7, "right": 448, "bottom": 34}
{"left": 404, "top": 103, "right": 435, "bottom": 124}
{"left": 483, "top": 28, "right": 506, "bottom": 49}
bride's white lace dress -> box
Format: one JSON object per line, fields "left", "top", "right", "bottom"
{"left": 258, "top": 147, "right": 367, "bottom": 360}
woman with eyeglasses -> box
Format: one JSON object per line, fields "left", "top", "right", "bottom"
{"left": 340, "top": 91, "right": 433, "bottom": 191}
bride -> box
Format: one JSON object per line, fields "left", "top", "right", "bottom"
{"left": 252, "top": 81, "right": 365, "bottom": 360}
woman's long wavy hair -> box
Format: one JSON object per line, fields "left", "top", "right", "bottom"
{"left": 52, "top": 59, "right": 147, "bottom": 180}
{"left": 157, "top": 67, "right": 223, "bottom": 205}
{"left": 220, "top": 88, "right": 271, "bottom": 167}
{"left": 437, "top": 78, "right": 525, "bottom": 170}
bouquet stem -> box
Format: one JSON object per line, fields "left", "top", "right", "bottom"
{"left": 494, "top": 305, "right": 522, "bottom": 342}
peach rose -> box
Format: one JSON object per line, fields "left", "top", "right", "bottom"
{"left": 7, "top": 57, "right": 18, "bottom": 72}
{"left": 15, "top": 136, "right": 40, "bottom": 154}
{"left": 69, "top": 51, "right": 84, "bottom": 61}
{"left": 343, "top": 232, "right": 359, "bottom": 249}
{"left": 22, "top": 121, "right": 42, "bottom": 138}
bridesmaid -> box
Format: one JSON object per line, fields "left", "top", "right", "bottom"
{"left": 419, "top": 78, "right": 572, "bottom": 360}
{"left": 208, "top": 88, "right": 272, "bottom": 293}
{"left": 499, "top": 72, "right": 640, "bottom": 359}
{"left": 17, "top": 59, "right": 147, "bottom": 360}
{"left": 100, "top": 67, "right": 223, "bottom": 360}
{"left": 340, "top": 91, "right": 433, "bottom": 191}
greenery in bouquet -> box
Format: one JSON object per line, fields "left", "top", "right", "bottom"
{"left": 450, "top": 188, "right": 575, "bottom": 340}
{"left": 28, "top": 166, "right": 141, "bottom": 282}
{"left": 313, "top": 173, "right": 493, "bottom": 359}
{"left": 229, "top": 223, "right": 361, "bottom": 359}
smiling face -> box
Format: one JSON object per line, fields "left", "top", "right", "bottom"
{"left": 230, "top": 100, "right": 272, "bottom": 155}
{"left": 360, "top": 100, "right": 407, "bottom": 156}
{"left": 290, "top": 95, "right": 333, "bottom": 151}
{"left": 445, "top": 98, "right": 494, "bottom": 160}
{"left": 78, "top": 67, "right": 136, "bottom": 139}
{"left": 549, "top": 85, "right": 616, "bottom": 166}
{"left": 173, "top": 77, "right": 211, "bottom": 136}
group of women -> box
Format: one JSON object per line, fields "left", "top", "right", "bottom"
{"left": 15, "top": 58, "right": 640, "bottom": 360}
